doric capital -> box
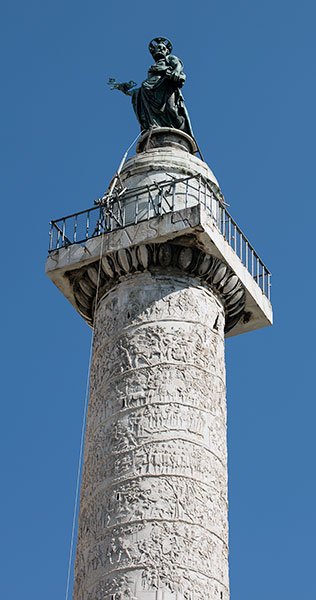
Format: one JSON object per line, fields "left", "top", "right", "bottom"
{"left": 69, "top": 242, "right": 246, "bottom": 334}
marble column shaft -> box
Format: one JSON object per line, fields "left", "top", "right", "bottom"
{"left": 73, "top": 270, "right": 230, "bottom": 600}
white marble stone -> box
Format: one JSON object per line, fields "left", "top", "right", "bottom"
{"left": 73, "top": 273, "right": 229, "bottom": 600}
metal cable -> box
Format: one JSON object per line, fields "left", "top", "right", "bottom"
{"left": 65, "top": 231, "right": 105, "bottom": 600}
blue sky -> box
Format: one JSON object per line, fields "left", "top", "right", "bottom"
{"left": 1, "top": 1, "right": 315, "bottom": 598}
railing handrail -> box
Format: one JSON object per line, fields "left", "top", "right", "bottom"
{"left": 48, "top": 175, "right": 272, "bottom": 298}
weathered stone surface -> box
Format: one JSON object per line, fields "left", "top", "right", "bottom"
{"left": 46, "top": 142, "right": 272, "bottom": 337}
{"left": 70, "top": 242, "right": 246, "bottom": 334}
{"left": 73, "top": 273, "right": 229, "bottom": 600}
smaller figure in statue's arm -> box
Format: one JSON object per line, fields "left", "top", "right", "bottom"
{"left": 107, "top": 37, "right": 193, "bottom": 137}
{"left": 163, "top": 53, "right": 186, "bottom": 86}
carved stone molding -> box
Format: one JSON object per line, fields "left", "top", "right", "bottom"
{"left": 69, "top": 242, "right": 245, "bottom": 334}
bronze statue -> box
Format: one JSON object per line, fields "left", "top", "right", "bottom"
{"left": 108, "top": 37, "right": 193, "bottom": 138}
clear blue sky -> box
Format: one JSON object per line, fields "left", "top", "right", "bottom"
{"left": 1, "top": 1, "right": 315, "bottom": 598}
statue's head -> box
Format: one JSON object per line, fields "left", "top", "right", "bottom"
{"left": 149, "top": 37, "right": 172, "bottom": 60}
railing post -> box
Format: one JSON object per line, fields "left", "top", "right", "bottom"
{"left": 74, "top": 215, "right": 77, "bottom": 243}
{"left": 257, "top": 256, "right": 259, "bottom": 284}
{"left": 62, "top": 219, "right": 66, "bottom": 246}
{"left": 240, "top": 230, "right": 242, "bottom": 262}
{"left": 172, "top": 181, "right": 175, "bottom": 211}
{"left": 49, "top": 222, "right": 53, "bottom": 251}
{"left": 86, "top": 211, "right": 90, "bottom": 239}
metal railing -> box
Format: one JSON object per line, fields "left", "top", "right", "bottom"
{"left": 49, "top": 174, "right": 271, "bottom": 300}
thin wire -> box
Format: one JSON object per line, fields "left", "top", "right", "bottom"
{"left": 125, "top": 128, "right": 145, "bottom": 155}
{"left": 64, "top": 129, "right": 145, "bottom": 598}
{"left": 65, "top": 232, "right": 105, "bottom": 600}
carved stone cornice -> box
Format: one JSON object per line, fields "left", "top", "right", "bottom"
{"left": 69, "top": 242, "right": 246, "bottom": 334}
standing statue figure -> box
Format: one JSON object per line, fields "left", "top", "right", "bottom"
{"left": 108, "top": 37, "right": 194, "bottom": 138}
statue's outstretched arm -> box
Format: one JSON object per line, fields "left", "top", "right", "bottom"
{"left": 107, "top": 78, "right": 137, "bottom": 97}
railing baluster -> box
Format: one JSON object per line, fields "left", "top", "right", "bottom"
{"left": 47, "top": 177, "right": 272, "bottom": 301}
{"left": 86, "top": 211, "right": 90, "bottom": 239}
{"left": 61, "top": 219, "right": 65, "bottom": 246}
{"left": 257, "top": 256, "right": 259, "bottom": 284}
{"left": 49, "top": 222, "right": 53, "bottom": 251}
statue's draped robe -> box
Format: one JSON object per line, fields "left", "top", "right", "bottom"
{"left": 131, "top": 55, "right": 194, "bottom": 137}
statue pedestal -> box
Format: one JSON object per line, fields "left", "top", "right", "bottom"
{"left": 136, "top": 127, "right": 198, "bottom": 155}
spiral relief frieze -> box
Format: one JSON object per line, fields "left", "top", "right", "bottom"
{"left": 73, "top": 271, "right": 231, "bottom": 600}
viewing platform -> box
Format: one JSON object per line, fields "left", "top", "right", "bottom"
{"left": 47, "top": 146, "right": 272, "bottom": 339}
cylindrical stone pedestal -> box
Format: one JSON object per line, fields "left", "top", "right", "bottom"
{"left": 73, "top": 270, "right": 229, "bottom": 600}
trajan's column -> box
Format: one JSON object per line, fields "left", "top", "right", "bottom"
{"left": 46, "top": 38, "right": 272, "bottom": 600}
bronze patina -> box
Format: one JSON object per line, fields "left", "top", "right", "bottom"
{"left": 108, "top": 37, "right": 193, "bottom": 137}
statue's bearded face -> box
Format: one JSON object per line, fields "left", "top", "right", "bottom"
{"left": 151, "top": 42, "right": 169, "bottom": 60}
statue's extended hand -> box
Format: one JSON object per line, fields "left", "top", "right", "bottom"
{"left": 107, "top": 78, "right": 137, "bottom": 96}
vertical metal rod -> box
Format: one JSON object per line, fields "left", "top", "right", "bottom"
{"left": 62, "top": 219, "right": 65, "bottom": 245}
{"left": 74, "top": 215, "right": 77, "bottom": 243}
{"left": 57, "top": 228, "right": 60, "bottom": 249}
{"left": 228, "top": 216, "right": 231, "bottom": 245}
{"left": 245, "top": 241, "right": 248, "bottom": 269}
{"left": 198, "top": 175, "right": 201, "bottom": 207}
{"left": 251, "top": 250, "right": 254, "bottom": 276}
{"left": 268, "top": 274, "right": 271, "bottom": 300}
{"left": 257, "top": 256, "right": 259, "bottom": 284}
{"left": 239, "top": 230, "right": 242, "bottom": 261}
{"left": 262, "top": 266, "right": 265, "bottom": 294}
{"left": 49, "top": 222, "right": 53, "bottom": 251}
{"left": 234, "top": 225, "right": 237, "bottom": 252}
{"left": 86, "top": 211, "right": 90, "bottom": 239}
